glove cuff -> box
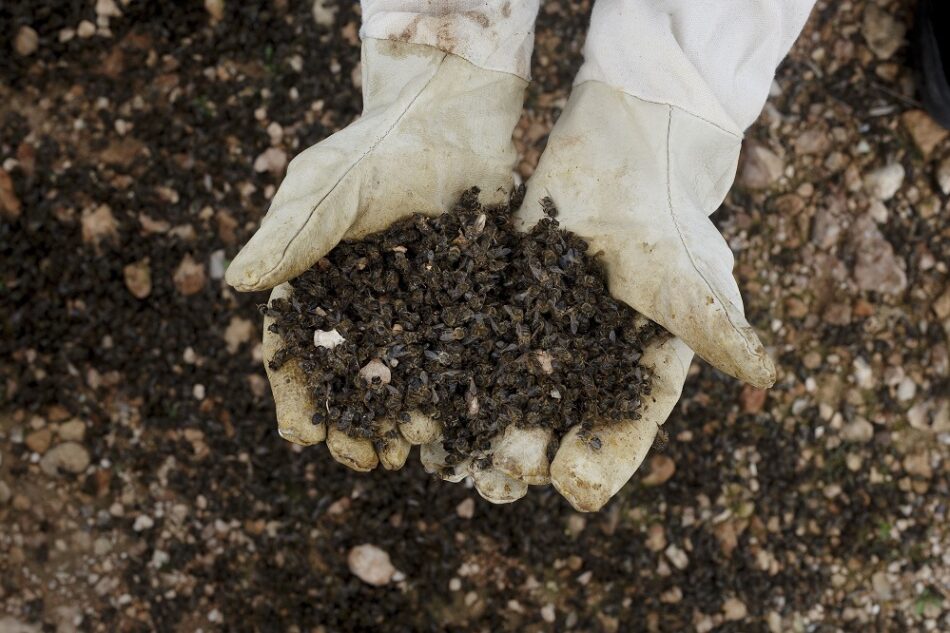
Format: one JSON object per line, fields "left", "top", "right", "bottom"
{"left": 575, "top": 0, "right": 815, "bottom": 134}
{"left": 360, "top": 0, "right": 539, "bottom": 80}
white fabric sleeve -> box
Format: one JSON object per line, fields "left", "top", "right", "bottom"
{"left": 576, "top": 0, "right": 816, "bottom": 134}
{"left": 360, "top": 0, "right": 540, "bottom": 80}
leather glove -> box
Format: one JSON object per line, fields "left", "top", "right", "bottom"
{"left": 228, "top": 3, "right": 576, "bottom": 506}
{"left": 500, "top": 0, "right": 816, "bottom": 511}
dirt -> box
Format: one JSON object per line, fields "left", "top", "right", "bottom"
{"left": 0, "top": 1, "right": 947, "bottom": 632}
{"left": 267, "top": 189, "right": 664, "bottom": 464}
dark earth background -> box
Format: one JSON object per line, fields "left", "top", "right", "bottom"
{"left": 1, "top": 1, "right": 948, "bottom": 631}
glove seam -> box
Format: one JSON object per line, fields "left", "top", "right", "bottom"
{"left": 574, "top": 79, "right": 742, "bottom": 139}
{"left": 268, "top": 53, "right": 450, "bottom": 281}
{"left": 663, "top": 106, "right": 756, "bottom": 359}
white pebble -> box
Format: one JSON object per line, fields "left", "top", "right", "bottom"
{"left": 14, "top": 26, "right": 39, "bottom": 56}
{"left": 313, "top": 329, "right": 345, "bottom": 349}
{"left": 77, "top": 20, "right": 97, "bottom": 39}
{"left": 359, "top": 359, "right": 391, "bottom": 384}
{"left": 347, "top": 544, "right": 397, "bottom": 586}
{"left": 133, "top": 515, "right": 154, "bottom": 531}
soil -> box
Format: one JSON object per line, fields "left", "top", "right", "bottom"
{"left": 1, "top": 1, "right": 947, "bottom": 632}
{"left": 267, "top": 189, "right": 665, "bottom": 463}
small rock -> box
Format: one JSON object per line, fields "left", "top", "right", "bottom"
{"left": 224, "top": 316, "right": 254, "bottom": 354}
{"left": 94, "top": 576, "right": 119, "bottom": 597}
{"left": 133, "top": 514, "right": 155, "bottom": 531}
{"left": 664, "top": 544, "right": 689, "bottom": 570}
{"left": 863, "top": 163, "right": 905, "bottom": 201}
{"left": 739, "top": 385, "right": 767, "bottom": 413}
{"left": 81, "top": 205, "right": 119, "bottom": 249}
{"left": 934, "top": 287, "right": 950, "bottom": 320}
{"left": 123, "top": 258, "right": 152, "bottom": 299}
{"left": 641, "top": 455, "right": 675, "bottom": 486}
{"left": 902, "top": 110, "right": 948, "bottom": 156}
{"left": 896, "top": 377, "right": 916, "bottom": 401}
{"left": 823, "top": 483, "right": 842, "bottom": 499}
{"left": 852, "top": 357, "right": 875, "bottom": 389}
{"left": 313, "top": 329, "right": 346, "bottom": 349}
{"left": 907, "top": 403, "right": 930, "bottom": 431}
{"left": 867, "top": 199, "right": 888, "bottom": 223}
{"left": 77, "top": 20, "right": 96, "bottom": 39}
{"left": 822, "top": 302, "right": 852, "bottom": 326}
{"left": 850, "top": 215, "right": 907, "bottom": 294}
{"left": 862, "top": 5, "right": 906, "bottom": 60}
{"left": 566, "top": 513, "right": 586, "bottom": 536}
{"left": 348, "top": 544, "right": 397, "bottom": 586}
{"left": 871, "top": 571, "right": 892, "bottom": 599}
{"left": 25, "top": 428, "right": 52, "bottom": 454}
{"left": 739, "top": 142, "right": 784, "bottom": 189}
{"left": 93, "top": 537, "right": 112, "bottom": 555}
{"left": 40, "top": 442, "right": 90, "bottom": 475}
{"left": 903, "top": 452, "right": 932, "bottom": 479}
{"left": 937, "top": 157, "right": 950, "bottom": 195}
{"left": 794, "top": 128, "right": 830, "bottom": 155}
{"left": 802, "top": 351, "right": 822, "bottom": 369}
{"left": 846, "top": 453, "right": 863, "bottom": 471}
{"left": 0, "top": 169, "right": 21, "bottom": 219}
{"left": 645, "top": 524, "right": 667, "bottom": 552}
{"left": 173, "top": 254, "right": 207, "bottom": 296}
{"left": 0, "top": 481, "right": 11, "bottom": 504}
{"left": 205, "top": 0, "right": 225, "bottom": 21}
{"left": 841, "top": 418, "right": 874, "bottom": 443}
{"left": 14, "top": 26, "right": 39, "bottom": 56}
{"left": 660, "top": 587, "right": 683, "bottom": 604}
{"left": 209, "top": 249, "right": 227, "bottom": 279}
{"left": 96, "top": 0, "right": 122, "bottom": 18}
{"left": 694, "top": 614, "right": 715, "bottom": 633}
{"left": 359, "top": 359, "right": 391, "bottom": 385}
{"left": 253, "top": 147, "right": 287, "bottom": 175}
{"left": 810, "top": 207, "right": 844, "bottom": 249}
{"left": 540, "top": 604, "right": 556, "bottom": 624}
{"left": 722, "top": 597, "right": 748, "bottom": 621}
{"left": 714, "top": 520, "right": 739, "bottom": 558}
{"left": 101, "top": 137, "right": 145, "bottom": 167}
{"left": 59, "top": 419, "right": 86, "bottom": 442}
{"left": 456, "top": 497, "right": 475, "bottom": 519}
{"left": 266, "top": 121, "right": 283, "bottom": 145}
{"left": 312, "top": 0, "right": 338, "bottom": 26}
{"left": 215, "top": 209, "right": 238, "bottom": 243}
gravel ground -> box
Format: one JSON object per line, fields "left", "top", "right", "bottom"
{"left": 1, "top": 1, "right": 947, "bottom": 632}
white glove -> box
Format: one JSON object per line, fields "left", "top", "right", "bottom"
{"left": 508, "top": 0, "right": 816, "bottom": 510}
{"left": 228, "top": 3, "right": 545, "bottom": 503}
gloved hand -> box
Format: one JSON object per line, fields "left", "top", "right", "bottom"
{"left": 227, "top": 36, "right": 529, "bottom": 471}
{"left": 497, "top": 0, "right": 816, "bottom": 511}
{"left": 229, "top": 1, "right": 603, "bottom": 506}
{"left": 417, "top": 333, "right": 693, "bottom": 509}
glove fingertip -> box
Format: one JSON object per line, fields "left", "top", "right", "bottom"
{"left": 471, "top": 467, "right": 528, "bottom": 504}
{"left": 729, "top": 326, "right": 777, "bottom": 389}
{"left": 327, "top": 426, "right": 379, "bottom": 472}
